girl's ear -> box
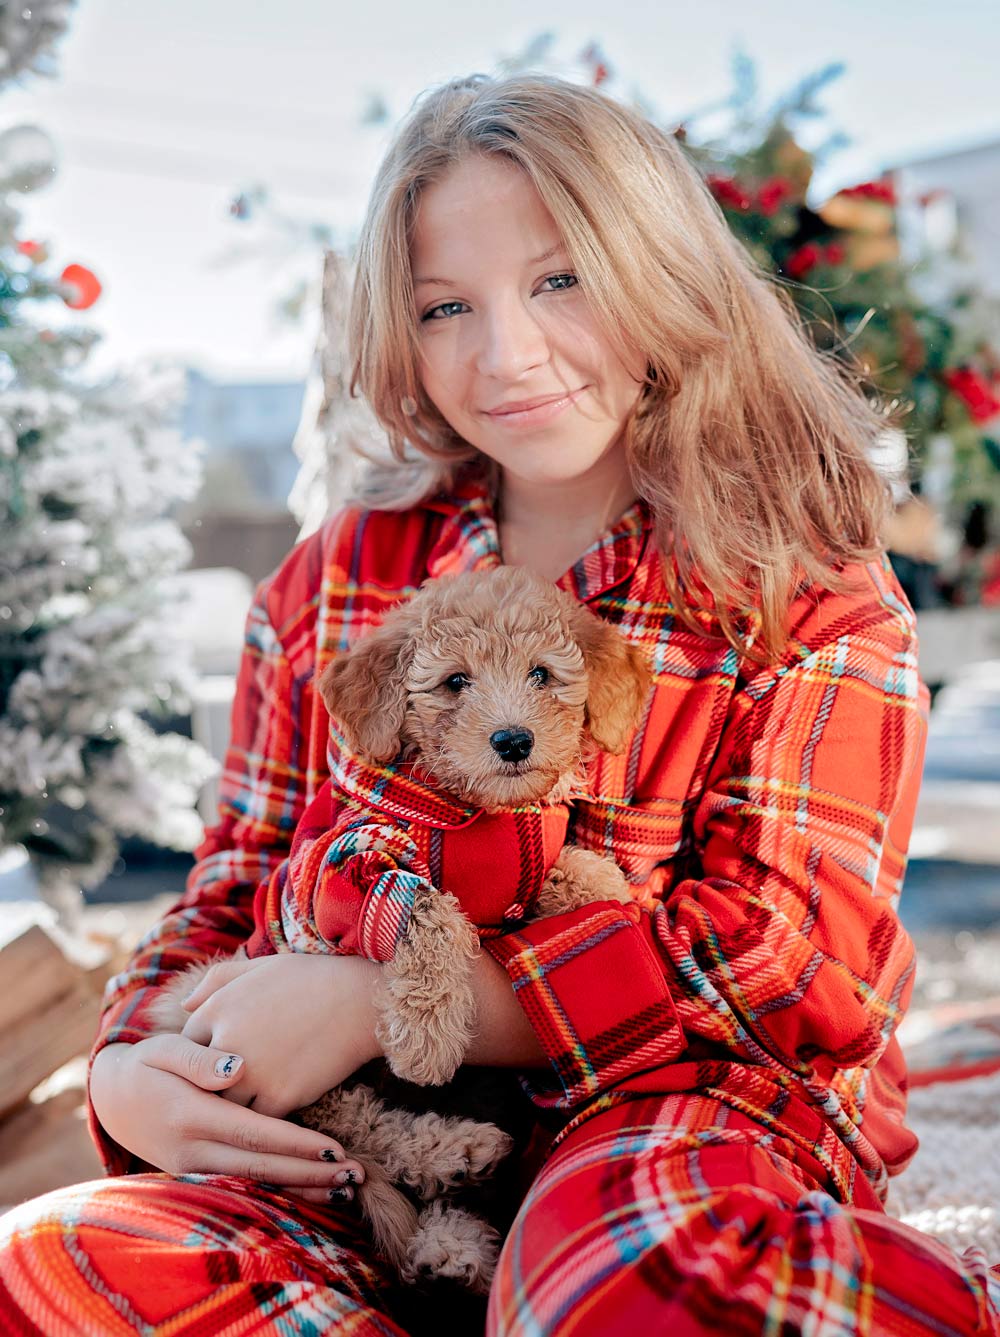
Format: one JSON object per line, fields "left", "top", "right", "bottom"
{"left": 317, "top": 604, "right": 416, "bottom": 763}
{"left": 567, "top": 604, "right": 652, "bottom": 754}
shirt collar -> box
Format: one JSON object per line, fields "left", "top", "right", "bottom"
{"left": 328, "top": 715, "right": 594, "bottom": 827}
{"left": 327, "top": 719, "right": 480, "bottom": 828}
{"left": 422, "top": 466, "right": 654, "bottom": 603}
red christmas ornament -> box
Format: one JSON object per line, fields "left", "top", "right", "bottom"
{"left": 944, "top": 367, "right": 1000, "bottom": 424}
{"left": 60, "top": 263, "right": 102, "bottom": 310}
{"left": 785, "top": 242, "right": 822, "bottom": 280}
{"left": 756, "top": 176, "right": 793, "bottom": 216}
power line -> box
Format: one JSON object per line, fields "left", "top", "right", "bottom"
{"left": 43, "top": 130, "right": 371, "bottom": 205}
{"left": 36, "top": 77, "right": 385, "bottom": 147}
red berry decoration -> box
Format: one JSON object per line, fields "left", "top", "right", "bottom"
{"left": 17, "top": 239, "right": 47, "bottom": 261}
{"left": 944, "top": 367, "right": 1000, "bottom": 424}
{"left": 707, "top": 174, "right": 753, "bottom": 212}
{"left": 756, "top": 176, "right": 793, "bottom": 216}
{"left": 785, "top": 242, "right": 822, "bottom": 279}
{"left": 60, "top": 263, "right": 102, "bottom": 310}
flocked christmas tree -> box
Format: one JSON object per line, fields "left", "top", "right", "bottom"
{"left": 0, "top": 0, "right": 214, "bottom": 916}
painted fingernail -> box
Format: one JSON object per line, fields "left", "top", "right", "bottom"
{"left": 335, "top": 1169, "right": 358, "bottom": 1186}
{"left": 214, "top": 1054, "right": 243, "bottom": 1078}
{"left": 329, "top": 1185, "right": 354, "bottom": 1202}
{"left": 319, "top": 1148, "right": 343, "bottom": 1163}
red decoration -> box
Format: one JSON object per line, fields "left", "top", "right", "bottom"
{"left": 580, "top": 43, "right": 611, "bottom": 86}
{"left": 783, "top": 241, "right": 846, "bottom": 280}
{"left": 785, "top": 242, "right": 822, "bottom": 280}
{"left": 17, "top": 239, "right": 46, "bottom": 261}
{"left": 60, "top": 263, "right": 102, "bottom": 310}
{"left": 944, "top": 367, "right": 1000, "bottom": 424}
{"left": 838, "top": 179, "right": 897, "bottom": 206}
{"left": 756, "top": 176, "right": 793, "bottom": 216}
{"left": 706, "top": 174, "right": 752, "bottom": 212}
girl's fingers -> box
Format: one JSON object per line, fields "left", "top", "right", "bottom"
{"left": 139, "top": 1032, "right": 248, "bottom": 1092}
{"left": 282, "top": 1183, "right": 358, "bottom": 1207}
{"left": 192, "top": 1141, "right": 366, "bottom": 1189}
{"left": 137, "top": 1037, "right": 357, "bottom": 1173}
{"left": 198, "top": 1100, "right": 363, "bottom": 1176}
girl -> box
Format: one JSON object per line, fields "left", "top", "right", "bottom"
{"left": 3, "top": 72, "right": 999, "bottom": 1337}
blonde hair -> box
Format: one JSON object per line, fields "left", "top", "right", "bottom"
{"left": 347, "top": 72, "right": 896, "bottom": 663}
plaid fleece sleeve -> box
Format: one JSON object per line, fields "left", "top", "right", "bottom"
{"left": 484, "top": 577, "right": 928, "bottom": 1112}
{"left": 87, "top": 565, "right": 318, "bottom": 1172}
{"left": 255, "top": 786, "right": 434, "bottom": 965}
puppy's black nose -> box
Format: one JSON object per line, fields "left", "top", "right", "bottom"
{"left": 490, "top": 727, "right": 534, "bottom": 762}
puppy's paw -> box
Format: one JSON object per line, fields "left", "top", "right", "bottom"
{"left": 535, "top": 845, "right": 633, "bottom": 916}
{"left": 399, "top": 1117, "right": 514, "bottom": 1197}
{"left": 402, "top": 1200, "right": 500, "bottom": 1294}
{"left": 378, "top": 954, "right": 477, "bottom": 1085}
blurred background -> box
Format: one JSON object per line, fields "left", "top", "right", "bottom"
{"left": 1, "top": 0, "right": 1000, "bottom": 1214}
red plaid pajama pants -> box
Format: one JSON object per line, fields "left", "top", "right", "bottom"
{"left": 2, "top": 1093, "right": 999, "bottom": 1336}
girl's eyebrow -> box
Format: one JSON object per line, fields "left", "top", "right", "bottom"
{"left": 413, "top": 243, "right": 567, "bottom": 288}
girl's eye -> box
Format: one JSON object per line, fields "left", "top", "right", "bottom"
{"left": 443, "top": 673, "right": 470, "bottom": 693}
{"left": 541, "top": 273, "right": 578, "bottom": 292}
{"left": 420, "top": 274, "right": 578, "bottom": 322}
{"left": 527, "top": 665, "right": 549, "bottom": 686}
{"left": 422, "top": 300, "right": 468, "bottom": 322}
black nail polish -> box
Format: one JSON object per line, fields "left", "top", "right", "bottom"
{"left": 329, "top": 1185, "right": 353, "bottom": 1202}
{"left": 343, "top": 1169, "right": 358, "bottom": 1185}
{"left": 320, "top": 1149, "right": 343, "bottom": 1163}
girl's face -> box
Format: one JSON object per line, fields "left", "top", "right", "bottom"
{"left": 410, "top": 154, "right": 646, "bottom": 489}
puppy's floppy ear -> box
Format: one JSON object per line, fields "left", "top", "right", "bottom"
{"left": 566, "top": 603, "right": 652, "bottom": 754}
{"left": 317, "top": 602, "right": 416, "bottom": 763}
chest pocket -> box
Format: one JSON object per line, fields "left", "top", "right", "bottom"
{"left": 570, "top": 644, "right": 741, "bottom": 887}
{"left": 568, "top": 794, "right": 686, "bottom": 888}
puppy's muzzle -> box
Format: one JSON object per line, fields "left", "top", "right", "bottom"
{"left": 489, "top": 727, "right": 534, "bottom": 763}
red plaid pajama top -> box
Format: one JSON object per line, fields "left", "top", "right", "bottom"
{"left": 90, "top": 465, "right": 929, "bottom": 1208}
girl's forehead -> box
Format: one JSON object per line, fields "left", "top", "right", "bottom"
{"left": 410, "top": 159, "right": 563, "bottom": 268}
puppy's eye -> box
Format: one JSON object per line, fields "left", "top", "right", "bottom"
{"left": 527, "top": 666, "right": 549, "bottom": 687}
{"left": 443, "top": 673, "right": 470, "bottom": 694}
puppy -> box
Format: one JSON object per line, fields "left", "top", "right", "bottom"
{"left": 153, "top": 564, "right": 652, "bottom": 1291}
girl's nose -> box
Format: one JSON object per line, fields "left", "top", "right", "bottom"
{"left": 474, "top": 304, "right": 549, "bottom": 381}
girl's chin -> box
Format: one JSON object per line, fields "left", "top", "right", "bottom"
{"left": 485, "top": 444, "right": 620, "bottom": 485}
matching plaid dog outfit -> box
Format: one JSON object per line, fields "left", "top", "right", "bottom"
{"left": 3, "top": 466, "right": 999, "bottom": 1335}
{"left": 246, "top": 720, "right": 571, "bottom": 962}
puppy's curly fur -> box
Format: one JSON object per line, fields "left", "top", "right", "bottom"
{"left": 152, "top": 565, "right": 652, "bottom": 1292}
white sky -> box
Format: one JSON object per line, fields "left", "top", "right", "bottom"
{"left": 6, "top": 0, "right": 999, "bottom": 384}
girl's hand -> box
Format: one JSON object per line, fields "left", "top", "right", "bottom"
{"left": 89, "top": 1038, "right": 367, "bottom": 1205}
{"left": 180, "top": 952, "right": 382, "bottom": 1118}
